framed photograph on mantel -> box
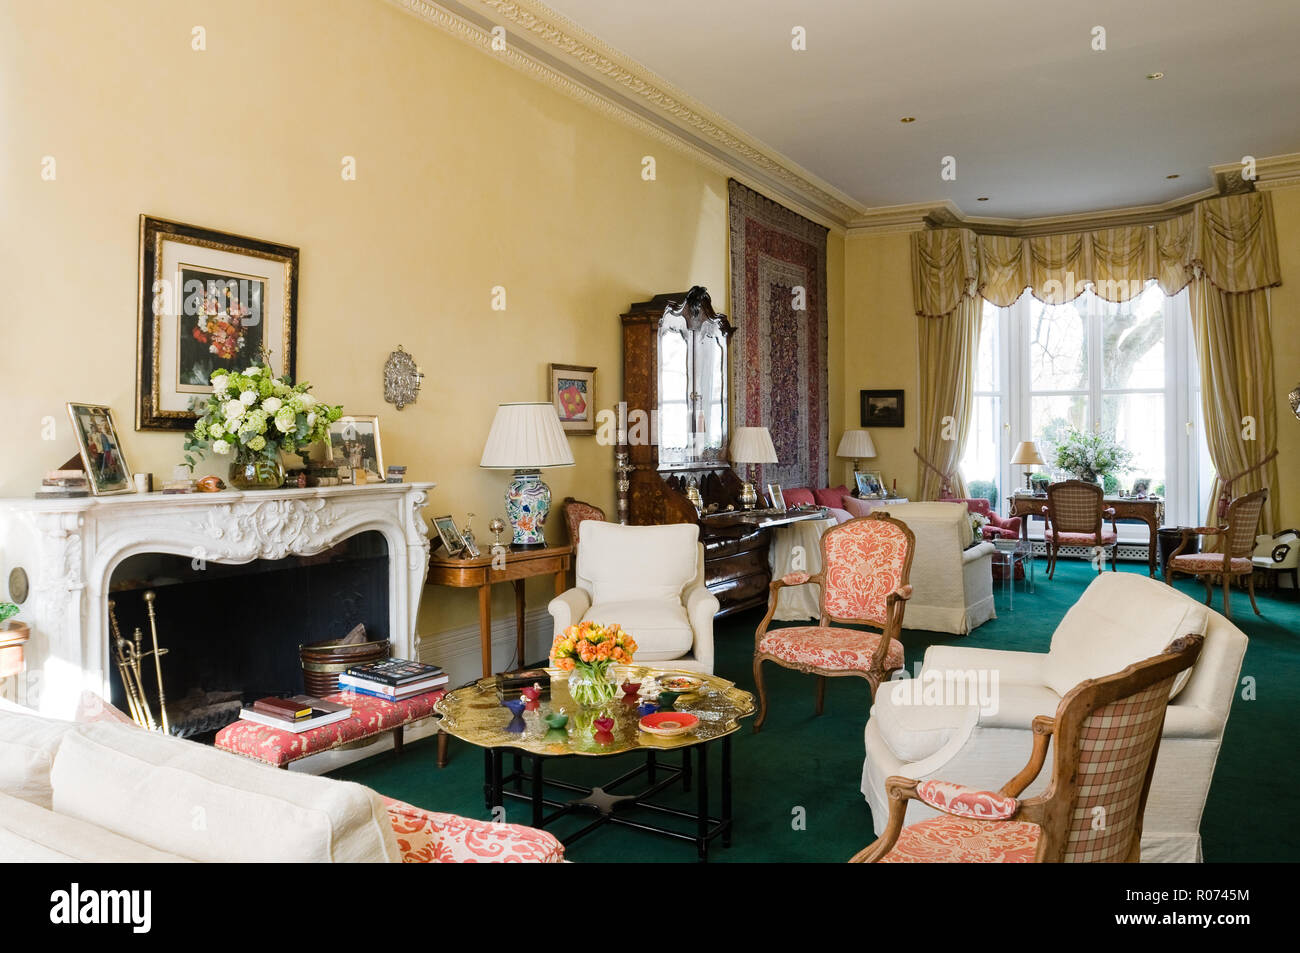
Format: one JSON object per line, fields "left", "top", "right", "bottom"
{"left": 67, "top": 403, "right": 133, "bottom": 495}
{"left": 860, "top": 389, "right": 904, "bottom": 428}
{"left": 136, "top": 215, "right": 299, "bottom": 431}
{"left": 550, "top": 363, "right": 596, "bottom": 435}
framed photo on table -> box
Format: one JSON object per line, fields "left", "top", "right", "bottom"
{"left": 432, "top": 515, "right": 467, "bottom": 557}
{"left": 855, "top": 470, "right": 886, "bottom": 499}
{"left": 327, "top": 415, "right": 384, "bottom": 483}
{"left": 766, "top": 483, "right": 786, "bottom": 512}
{"left": 67, "top": 403, "right": 133, "bottom": 495}
{"left": 550, "top": 363, "right": 596, "bottom": 435}
{"left": 136, "top": 215, "right": 299, "bottom": 431}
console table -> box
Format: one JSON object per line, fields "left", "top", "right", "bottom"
{"left": 427, "top": 545, "right": 572, "bottom": 677}
{"left": 1007, "top": 495, "right": 1165, "bottom": 577}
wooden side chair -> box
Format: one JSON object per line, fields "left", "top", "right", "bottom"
{"left": 1166, "top": 488, "right": 1268, "bottom": 618}
{"left": 1042, "top": 480, "right": 1118, "bottom": 579}
{"left": 752, "top": 513, "right": 915, "bottom": 732}
{"left": 850, "top": 634, "right": 1203, "bottom": 863}
{"left": 562, "top": 498, "right": 606, "bottom": 552}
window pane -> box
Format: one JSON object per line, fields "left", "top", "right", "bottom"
{"left": 1032, "top": 394, "right": 1089, "bottom": 474}
{"left": 1030, "top": 299, "right": 1088, "bottom": 391}
{"left": 975, "top": 302, "right": 999, "bottom": 392}
{"left": 1102, "top": 393, "right": 1164, "bottom": 494}
{"left": 960, "top": 394, "right": 1001, "bottom": 504}
{"left": 1101, "top": 285, "right": 1165, "bottom": 390}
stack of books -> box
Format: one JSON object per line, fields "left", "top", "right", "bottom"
{"left": 338, "top": 659, "right": 447, "bottom": 700}
{"left": 36, "top": 470, "right": 89, "bottom": 498}
{"left": 238, "top": 695, "right": 352, "bottom": 733}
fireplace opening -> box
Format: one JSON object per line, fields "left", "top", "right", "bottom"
{"left": 106, "top": 531, "right": 389, "bottom": 740}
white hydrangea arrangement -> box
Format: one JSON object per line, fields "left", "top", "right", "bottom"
{"left": 183, "top": 356, "right": 342, "bottom": 470}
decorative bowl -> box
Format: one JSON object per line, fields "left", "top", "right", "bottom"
{"left": 639, "top": 712, "right": 699, "bottom": 738}
{"left": 542, "top": 712, "right": 569, "bottom": 730}
{"left": 657, "top": 674, "right": 704, "bottom": 693}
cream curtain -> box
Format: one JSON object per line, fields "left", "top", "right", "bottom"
{"left": 915, "top": 294, "right": 982, "bottom": 500}
{"left": 911, "top": 192, "right": 1282, "bottom": 508}
{"left": 1190, "top": 280, "right": 1280, "bottom": 534}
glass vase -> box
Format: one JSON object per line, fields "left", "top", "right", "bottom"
{"left": 568, "top": 662, "right": 618, "bottom": 708}
{"left": 228, "top": 448, "right": 286, "bottom": 490}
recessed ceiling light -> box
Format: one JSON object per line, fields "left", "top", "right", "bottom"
{"left": 1166, "top": 173, "right": 1180, "bottom": 179}
{"left": 899, "top": 116, "right": 916, "bottom": 123}
{"left": 1146, "top": 72, "right": 1164, "bottom": 80}
{"left": 977, "top": 197, "right": 990, "bottom": 202}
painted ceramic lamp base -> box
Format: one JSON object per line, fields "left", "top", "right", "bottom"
{"left": 506, "top": 468, "right": 551, "bottom": 546}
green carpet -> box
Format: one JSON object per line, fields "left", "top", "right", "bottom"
{"left": 331, "top": 561, "right": 1299, "bottom": 862}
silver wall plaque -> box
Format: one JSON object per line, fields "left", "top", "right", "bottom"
{"left": 383, "top": 345, "right": 424, "bottom": 411}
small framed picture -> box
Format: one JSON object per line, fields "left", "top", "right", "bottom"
{"left": 1131, "top": 477, "right": 1151, "bottom": 498}
{"left": 766, "top": 483, "right": 786, "bottom": 512}
{"left": 67, "top": 403, "right": 134, "bottom": 495}
{"left": 432, "top": 515, "right": 466, "bottom": 557}
{"left": 860, "top": 389, "right": 904, "bottom": 428}
{"left": 327, "top": 415, "right": 383, "bottom": 483}
{"left": 855, "top": 470, "right": 885, "bottom": 499}
{"left": 550, "top": 363, "right": 596, "bottom": 435}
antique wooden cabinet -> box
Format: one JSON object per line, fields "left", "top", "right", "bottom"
{"left": 617, "top": 287, "right": 773, "bottom": 616}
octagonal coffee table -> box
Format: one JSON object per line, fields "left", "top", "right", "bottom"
{"left": 434, "top": 665, "right": 754, "bottom": 861}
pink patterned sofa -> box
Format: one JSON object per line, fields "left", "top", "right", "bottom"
{"left": 783, "top": 485, "right": 853, "bottom": 523}
{"left": 943, "top": 496, "right": 1021, "bottom": 541}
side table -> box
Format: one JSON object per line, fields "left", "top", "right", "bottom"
{"left": 427, "top": 544, "right": 573, "bottom": 677}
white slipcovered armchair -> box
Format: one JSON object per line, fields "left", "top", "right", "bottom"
{"left": 884, "top": 502, "right": 995, "bottom": 635}
{"left": 861, "top": 572, "right": 1247, "bottom": 862}
{"left": 547, "top": 522, "right": 717, "bottom": 673}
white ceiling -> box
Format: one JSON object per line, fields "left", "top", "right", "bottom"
{"left": 543, "top": 0, "right": 1300, "bottom": 219}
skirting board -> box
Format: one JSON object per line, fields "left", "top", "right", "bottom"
{"left": 286, "top": 606, "right": 555, "bottom": 776}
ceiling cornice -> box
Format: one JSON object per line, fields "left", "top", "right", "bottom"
{"left": 384, "top": 1, "right": 1300, "bottom": 238}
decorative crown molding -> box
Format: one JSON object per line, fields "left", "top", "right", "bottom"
{"left": 384, "top": 0, "right": 861, "bottom": 230}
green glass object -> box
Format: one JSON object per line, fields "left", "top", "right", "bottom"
{"left": 228, "top": 449, "right": 286, "bottom": 490}
{"left": 568, "top": 662, "right": 618, "bottom": 708}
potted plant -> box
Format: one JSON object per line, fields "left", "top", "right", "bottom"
{"left": 549, "top": 621, "right": 638, "bottom": 708}
{"left": 1052, "top": 427, "right": 1133, "bottom": 487}
{"left": 183, "top": 351, "right": 343, "bottom": 490}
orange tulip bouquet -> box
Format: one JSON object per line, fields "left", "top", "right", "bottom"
{"left": 550, "top": 621, "right": 637, "bottom": 708}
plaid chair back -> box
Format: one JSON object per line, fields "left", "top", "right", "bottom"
{"left": 1036, "top": 635, "right": 1202, "bottom": 863}
{"left": 563, "top": 499, "right": 605, "bottom": 549}
{"left": 1224, "top": 489, "right": 1268, "bottom": 558}
{"left": 1046, "top": 481, "right": 1104, "bottom": 534}
{"left": 819, "top": 515, "right": 915, "bottom": 627}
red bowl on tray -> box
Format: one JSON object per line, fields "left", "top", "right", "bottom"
{"left": 638, "top": 711, "right": 699, "bottom": 737}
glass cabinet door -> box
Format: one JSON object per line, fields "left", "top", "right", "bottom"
{"left": 694, "top": 321, "right": 727, "bottom": 459}
{"left": 657, "top": 314, "right": 692, "bottom": 464}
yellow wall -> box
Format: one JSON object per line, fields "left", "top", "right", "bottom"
{"left": 1267, "top": 185, "right": 1300, "bottom": 530}
{"left": 0, "top": 0, "right": 845, "bottom": 644}
{"left": 843, "top": 231, "right": 918, "bottom": 497}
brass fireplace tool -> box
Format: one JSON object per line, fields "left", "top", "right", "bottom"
{"left": 107, "top": 591, "right": 170, "bottom": 734}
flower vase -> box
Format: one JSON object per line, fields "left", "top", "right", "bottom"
{"left": 229, "top": 449, "right": 286, "bottom": 490}
{"left": 568, "top": 662, "right": 618, "bottom": 709}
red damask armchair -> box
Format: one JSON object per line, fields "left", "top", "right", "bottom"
{"left": 752, "top": 513, "right": 915, "bottom": 731}
{"left": 383, "top": 797, "right": 565, "bottom": 862}
{"left": 943, "top": 496, "right": 1021, "bottom": 541}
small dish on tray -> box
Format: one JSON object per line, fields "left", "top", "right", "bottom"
{"left": 638, "top": 711, "right": 700, "bottom": 738}
{"left": 656, "top": 674, "right": 705, "bottom": 693}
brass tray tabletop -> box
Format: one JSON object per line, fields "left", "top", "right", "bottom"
{"left": 434, "top": 665, "right": 755, "bottom": 757}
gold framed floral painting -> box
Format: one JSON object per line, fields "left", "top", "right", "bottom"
{"left": 136, "top": 215, "right": 299, "bottom": 431}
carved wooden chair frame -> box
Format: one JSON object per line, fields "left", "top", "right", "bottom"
{"left": 1166, "top": 487, "right": 1268, "bottom": 618}
{"left": 752, "top": 513, "right": 915, "bottom": 732}
{"left": 850, "top": 634, "right": 1203, "bottom": 863}
{"left": 1042, "top": 480, "right": 1119, "bottom": 579}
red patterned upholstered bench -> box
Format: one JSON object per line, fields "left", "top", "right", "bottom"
{"left": 383, "top": 796, "right": 565, "bottom": 863}
{"left": 215, "top": 689, "right": 449, "bottom": 769}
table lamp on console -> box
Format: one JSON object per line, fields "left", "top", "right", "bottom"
{"left": 1010, "top": 440, "right": 1046, "bottom": 493}
{"left": 480, "top": 402, "right": 574, "bottom": 547}
{"left": 731, "top": 426, "right": 777, "bottom": 510}
{"left": 836, "top": 429, "right": 876, "bottom": 491}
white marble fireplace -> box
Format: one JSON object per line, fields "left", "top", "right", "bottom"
{"left": 0, "top": 483, "right": 435, "bottom": 717}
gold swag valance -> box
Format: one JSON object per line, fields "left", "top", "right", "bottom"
{"left": 912, "top": 192, "right": 1282, "bottom": 317}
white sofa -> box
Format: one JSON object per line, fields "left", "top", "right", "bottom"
{"left": 884, "top": 502, "right": 995, "bottom": 635}
{"left": 0, "top": 700, "right": 564, "bottom": 862}
{"left": 548, "top": 521, "right": 717, "bottom": 673}
{"left": 861, "top": 572, "right": 1246, "bottom": 862}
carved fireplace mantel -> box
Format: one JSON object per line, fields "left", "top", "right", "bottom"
{"left": 0, "top": 483, "right": 435, "bottom": 716}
